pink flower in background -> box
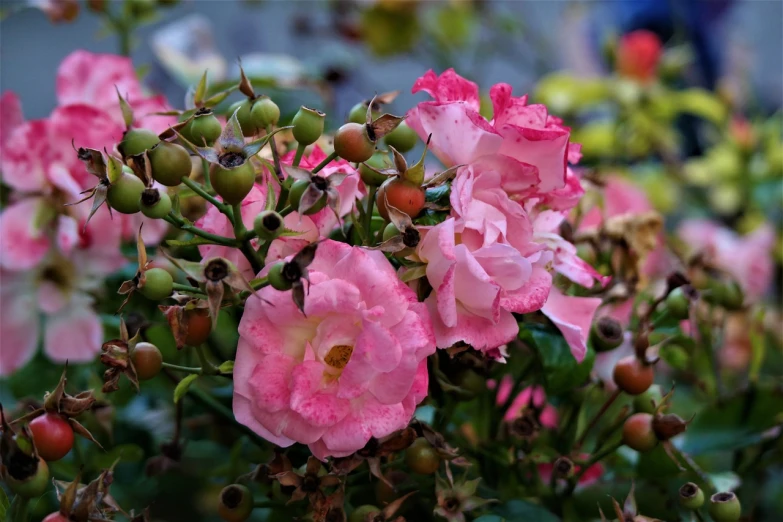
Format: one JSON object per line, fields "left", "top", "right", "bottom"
{"left": 56, "top": 50, "right": 175, "bottom": 133}
{"left": 417, "top": 218, "right": 552, "bottom": 351}
{"left": 678, "top": 220, "right": 775, "bottom": 303}
{"left": 280, "top": 145, "right": 363, "bottom": 236}
{"left": 196, "top": 184, "right": 274, "bottom": 280}
{"left": 0, "top": 207, "right": 124, "bottom": 376}
{"left": 502, "top": 382, "right": 559, "bottom": 428}
{"left": 264, "top": 213, "right": 320, "bottom": 264}
{"left": 234, "top": 241, "right": 435, "bottom": 458}
{"left": 407, "top": 69, "right": 574, "bottom": 194}
{"left": 580, "top": 176, "right": 654, "bottom": 230}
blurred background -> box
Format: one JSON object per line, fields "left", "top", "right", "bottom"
{"left": 2, "top": 0, "right": 781, "bottom": 120}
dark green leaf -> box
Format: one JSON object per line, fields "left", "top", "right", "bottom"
{"left": 494, "top": 500, "right": 560, "bottom": 522}
{"left": 520, "top": 323, "right": 595, "bottom": 395}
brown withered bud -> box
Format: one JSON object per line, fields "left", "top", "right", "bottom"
{"left": 665, "top": 272, "right": 690, "bottom": 295}
{"left": 553, "top": 457, "right": 575, "bottom": 479}
{"left": 332, "top": 428, "right": 417, "bottom": 486}
{"left": 54, "top": 465, "right": 123, "bottom": 522}
{"left": 238, "top": 451, "right": 293, "bottom": 487}
{"left": 201, "top": 257, "right": 256, "bottom": 329}
{"left": 652, "top": 413, "right": 689, "bottom": 441}
{"left": 0, "top": 405, "right": 41, "bottom": 483}
{"left": 101, "top": 318, "right": 140, "bottom": 393}
{"left": 159, "top": 299, "right": 211, "bottom": 350}
{"left": 274, "top": 456, "right": 341, "bottom": 507}
{"left": 411, "top": 420, "right": 462, "bottom": 462}
{"left": 509, "top": 411, "right": 541, "bottom": 440}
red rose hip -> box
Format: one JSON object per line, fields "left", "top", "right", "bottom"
{"left": 29, "top": 413, "right": 75, "bottom": 461}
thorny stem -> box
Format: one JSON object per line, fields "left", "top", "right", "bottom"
{"left": 161, "top": 362, "right": 204, "bottom": 375}
{"left": 231, "top": 202, "right": 263, "bottom": 274}
{"left": 575, "top": 389, "right": 622, "bottom": 450}
{"left": 364, "top": 186, "right": 378, "bottom": 247}
{"left": 293, "top": 143, "right": 306, "bottom": 167}
{"left": 311, "top": 151, "right": 339, "bottom": 174}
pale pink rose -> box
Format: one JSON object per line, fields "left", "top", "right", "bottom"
{"left": 407, "top": 69, "right": 573, "bottom": 194}
{"left": 541, "top": 287, "right": 602, "bottom": 362}
{"left": 279, "top": 145, "right": 363, "bottom": 236}
{"left": 537, "top": 167, "right": 585, "bottom": 212}
{"left": 417, "top": 218, "right": 552, "bottom": 351}
{"left": 196, "top": 183, "right": 273, "bottom": 280}
{"left": 538, "top": 455, "right": 603, "bottom": 488}
{"left": 503, "top": 384, "right": 558, "bottom": 428}
{"left": 678, "top": 220, "right": 775, "bottom": 303}
{"left": 0, "top": 207, "right": 123, "bottom": 376}
{"left": 233, "top": 240, "right": 435, "bottom": 458}
{"left": 449, "top": 156, "right": 537, "bottom": 254}
{"left": 56, "top": 50, "right": 176, "bottom": 133}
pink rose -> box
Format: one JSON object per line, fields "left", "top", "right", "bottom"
{"left": 56, "top": 50, "right": 176, "bottom": 133}
{"left": 678, "top": 220, "right": 775, "bottom": 303}
{"left": 541, "top": 287, "right": 602, "bottom": 363}
{"left": 0, "top": 207, "right": 124, "bottom": 376}
{"left": 233, "top": 240, "right": 435, "bottom": 458}
{"left": 279, "top": 145, "right": 363, "bottom": 236}
{"left": 407, "top": 69, "right": 574, "bottom": 194}
{"left": 417, "top": 218, "right": 552, "bottom": 351}
{"left": 196, "top": 184, "right": 274, "bottom": 280}
{"left": 502, "top": 382, "right": 559, "bottom": 428}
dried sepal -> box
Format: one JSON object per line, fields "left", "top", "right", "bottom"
{"left": 381, "top": 491, "right": 416, "bottom": 521}
{"left": 219, "top": 109, "right": 246, "bottom": 153}
{"left": 422, "top": 164, "right": 463, "bottom": 189}
{"left": 237, "top": 62, "right": 256, "bottom": 99}
{"left": 66, "top": 147, "right": 113, "bottom": 230}
{"left": 370, "top": 113, "right": 405, "bottom": 141}
{"left": 100, "top": 317, "right": 140, "bottom": 393}
{"left": 373, "top": 197, "right": 419, "bottom": 254}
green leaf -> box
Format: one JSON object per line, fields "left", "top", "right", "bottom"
{"left": 194, "top": 70, "right": 208, "bottom": 107}
{"left": 414, "top": 210, "right": 449, "bottom": 227}
{"left": 91, "top": 443, "right": 144, "bottom": 468}
{"left": 520, "top": 323, "right": 595, "bottom": 395}
{"left": 425, "top": 184, "right": 450, "bottom": 205}
{"left": 682, "top": 386, "right": 782, "bottom": 454}
{"left": 400, "top": 265, "right": 427, "bottom": 283}
{"left": 676, "top": 89, "right": 727, "bottom": 125}
{"left": 174, "top": 374, "right": 199, "bottom": 403}
{"left": 494, "top": 500, "right": 560, "bottom": 522}
{"left": 218, "top": 361, "right": 234, "bottom": 374}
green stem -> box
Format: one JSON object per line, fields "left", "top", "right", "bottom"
{"left": 292, "top": 143, "right": 306, "bottom": 167}
{"left": 279, "top": 205, "right": 293, "bottom": 217}
{"left": 181, "top": 176, "right": 231, "bottom": 216}
{"left": 162, "top": 362, "right": 203, "bottom": 375}
{"left": 201, "top": 158, "right": 212, "bottom": 191}
{"left": 575, "top": 388, "right": 621, "bottom": 450}
{"left": 166, "top": 212, "right": 238, "bottom": 247}
{"left": 564, "top": 440, "right": 623, "bottom": 497}
{"left": 266, "top": 126, "right": 284, "bottom": 182}
{"left": 172, "top": 282, "right": 207, "bottom": 296}
{"left": 311, "top": 150, "right": 339, "bottom": 174}
{"left": 364, "top": 185, "right": 377, "bottom": 246}
{"left": 232, "top": 202, "right": 263, "bottom": 274}
{"left": 186, "top": 385, "right": 268, "bottom": 447}
{"left": 194, "top": 344, "right": 219, "bottom": 375}
{"left": 8, "top": 495, "right": 29, "bottom": 522}
{"left": 694, "top": 510, "right": 707, "bottom": 522}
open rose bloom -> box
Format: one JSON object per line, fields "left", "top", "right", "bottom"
{"left": 234, "top": 241, "right": 435, "bottom": 458}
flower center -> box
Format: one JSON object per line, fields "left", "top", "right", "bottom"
{"left": 324, "top": 344, "right": 353, "bottom": 371}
